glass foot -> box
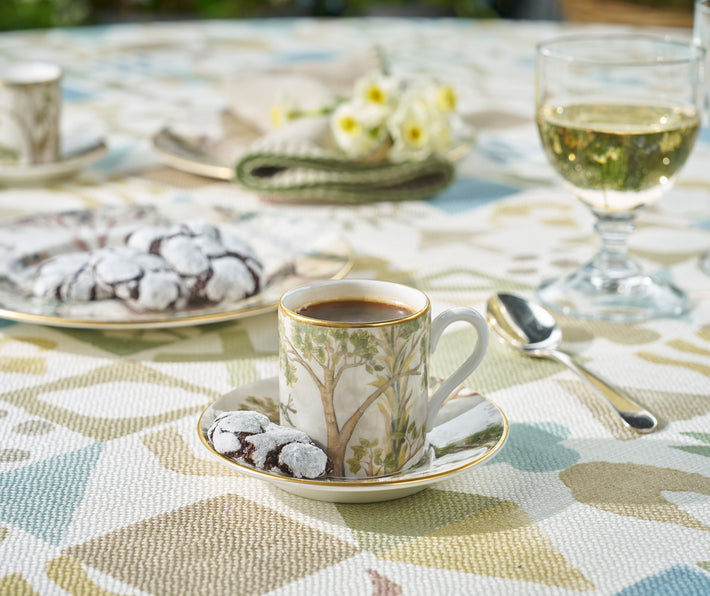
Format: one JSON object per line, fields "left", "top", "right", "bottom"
{"left": 537, "top": 261, "right": 688, "bottom": 322}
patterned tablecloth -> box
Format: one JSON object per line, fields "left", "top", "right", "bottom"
{"left": 1, "top": 17, "right": 709, "bottom": 596}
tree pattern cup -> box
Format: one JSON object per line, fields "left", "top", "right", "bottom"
{"left": 0, "top": 61, "right": 62, "bottom": 165}
{"left": 278, "top": 279, "right": 489, "bottom": 478}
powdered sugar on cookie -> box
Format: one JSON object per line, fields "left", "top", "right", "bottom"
{"left": 32, "top": 220, "right": 264, "bottom": 312}
{"left": 207, "top": 410, "right": 332, "bottom": 479}
{"left": 278, "top": 442, "right": 331, "bottom": 479}
{"left": 126, "top": 221, "right": 264, "bottom": 305}
{"left": 208, "top": 411, "right": 271, "bottom": 458}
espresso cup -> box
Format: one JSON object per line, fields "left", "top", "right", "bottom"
{"left": 278, "top": 279, "right": 488, "bottom": 478}
{"left": 0, "top": 61, "right": 62, "bottom": 165}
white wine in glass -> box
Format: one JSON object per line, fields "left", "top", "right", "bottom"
{"left": 535, "top": 35, "right": 705, "bottom": 321}
{"left": 694, "top": 0, "right": 710, "bottom": 275}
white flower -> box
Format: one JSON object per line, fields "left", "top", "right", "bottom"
{"left": 270, "top": 93, "right": 299, "bottom": 129}
{"left": 429, "top": 81, "right": 458, "bottom": 114}
{"left": 270, "top": 103, "right": 288, "bottom": 129}
{"left": 330, "top": 100, "right": 386, "bottom": 158}
{"left": 386, "top": 92, "right": 434, "bottom": 162}
{"left": 427, "top": 100, "right": 454, "bottom": 154}
{"left": 353, "top": 73, "right": 400, "bottom": 123}
{"left": 270, "top": 90, "right": 332, "bottom": 129}
{"left": 329, "top": 72, "right": 458, "bottom": 162}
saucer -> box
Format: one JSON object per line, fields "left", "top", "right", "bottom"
{"left": 152, "top": 126, "right": 237, "bottom": 181}
{"left": 152, "top": 110, "right": 256, "bottom": 181}
{"left": 197, "top": 377, "right": 508, "bottom": 503}
{"left": 0, "top": 137, "right": 107, "bottom": 185}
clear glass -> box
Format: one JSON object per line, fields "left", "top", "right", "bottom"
{"left": 535, "top": 34, "right": 705, "bottom": 321}
{"left": 694, "top": 0, "right": 710, "bottom": 275}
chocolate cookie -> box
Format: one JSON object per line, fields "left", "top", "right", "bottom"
{"left": 32, "top": 220, "right": 264, "bottom": 312}
{"left": 207, "top": 410, "right": 332, "bottom": 479}
{"left": 126, "top": 221, "right": 264, "bottom": 304}
{"left": 91, "top": 247, "right": 189, "bottom": 311}
{"left": 208, "top": 410, "right": 271, "bottom": 458}
{"left": 33, "top": 251, "right": 104, "bottom": 302}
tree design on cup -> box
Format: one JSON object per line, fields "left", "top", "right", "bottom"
{"left": 0, "top": 62, "right": 62, "bottom": 165}
{"left": 279, "top": 315, "right": 427, "bottom": 478}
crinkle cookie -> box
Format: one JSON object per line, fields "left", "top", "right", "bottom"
{"left": 208, "top": 410, "right": 271, "bottom": 457}
{"left": 91, "top": 247, "right": 189, "bottom": 311}
{"left": 208, "top": 410, "right": 332, "bottom": 479}
{"left": 33, "top": 251, "right": 109, "bottom": 303}
{"left": 126, "top": 221, "right": 264, "bottom": 304}
{"left": 34, "top": 247, "right": 189, "bottom": 311}
{"left": 31, "top": 220, "right": 264, "bottom": 312}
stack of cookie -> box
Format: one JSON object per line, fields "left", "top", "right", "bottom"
{"left": 32, "top": 221, "right": 264, "bottom": 311}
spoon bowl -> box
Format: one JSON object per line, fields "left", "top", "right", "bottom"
{"left": 486, "top": 292, "right": 562, "bottom": 353}
{"left": 486, "top": 292, "right": 658, "bottom": 433}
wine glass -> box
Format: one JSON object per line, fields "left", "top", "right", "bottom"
{"left": 694, "top": 0, "right": 710, "bottom": 275}
{"left": 535, "top": 34, "right": 705, "bottom": 321}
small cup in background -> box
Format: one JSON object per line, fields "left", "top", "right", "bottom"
{"left": 0, "top": 61, "right": 62, "bottom": 165}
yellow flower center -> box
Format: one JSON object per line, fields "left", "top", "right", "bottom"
{"left": 436, "top": 85, "right": 457, "bottom": 112}
{"left": 404, "top": 122, "right": 427, "bottom": 147}
{"left": 366, "top": 84, "right": 386, "bottom": 105}
{"left": 270, "top": 104, "right": 284, "bottom": 128}
{"left": 339, "top": 115, "right": 362, "bottom": 137}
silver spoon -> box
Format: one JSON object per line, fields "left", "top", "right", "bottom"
{"left": 486, "top": 292, "right": 658, "bottom": 433}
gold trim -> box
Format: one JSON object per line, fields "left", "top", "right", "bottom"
{"left": 152, "top": 128, "right": 234, "bottom": 181}
{"left": 196, "top": 392, "right": 509, "bottom": 490}
{"left": 279, "top": 283, "right": 430, "bottom": 329}
{"left": 0, "top": 302, "right": 274, "bottom": 330}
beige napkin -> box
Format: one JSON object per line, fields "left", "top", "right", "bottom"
{"left": 227, "top": 49, "right": 456, "bottom": 204}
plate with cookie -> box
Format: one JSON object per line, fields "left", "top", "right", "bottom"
{"left": 0, "top": 204, "right": 352, "bottom": 329}
{"left": 198, "top": 377, "right": 509, "bottom": 503}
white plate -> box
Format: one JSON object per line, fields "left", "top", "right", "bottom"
{"left": 0, "top": 137, "right": 107, "bottom": 185}
{"left": 152, "top": 111, "right": 257, "bottom": 181}
{"left": 0, "top": 205, "right": 352, "bottom": 329}
{"left": 197, "top": 377, "right": 508, "bottom": 503}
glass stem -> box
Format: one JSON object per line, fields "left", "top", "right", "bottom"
{"left": 591, "top": 211, "right": 641, "bottom": 279}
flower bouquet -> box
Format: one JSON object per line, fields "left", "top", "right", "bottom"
{"left": 234, "top": 69, "right": 471, "bottom": 204}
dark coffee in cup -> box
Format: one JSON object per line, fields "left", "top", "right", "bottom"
{"left": 296, "top": 299, "right": 413, "bottom": 324}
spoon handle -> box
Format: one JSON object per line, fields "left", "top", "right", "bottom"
{"left": 548, "top": 350, "right": 658, "bottom": 433}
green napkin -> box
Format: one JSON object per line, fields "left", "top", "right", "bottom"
{"left": 234, "top": 116, "right": 455, "bottom": 204}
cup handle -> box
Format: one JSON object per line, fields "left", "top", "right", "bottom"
{"left": 426, "top": 306, "right": 489, "bottom": 431}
